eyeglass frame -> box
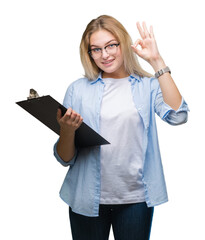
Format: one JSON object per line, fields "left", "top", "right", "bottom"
{"left": 88, "top": 43, "right": 120, "bottom": 59}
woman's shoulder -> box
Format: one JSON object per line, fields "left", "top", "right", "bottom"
{"left": 69, "top": 76, "right": 90, "bottom": 87}
{"left": 133, "top": 74, "right": 159, "bottom": 89}
{"left": 64, "top": 76, "right": 92, "bottom": 93}
{"left": 140, "top": 74, "right": 161, "bottom": 92}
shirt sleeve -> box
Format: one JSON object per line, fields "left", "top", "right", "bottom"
{"left": 154, "top": 84, "right": 190, "bottom": 125}
{"left": 63, "top": 83, "right": 74, "bottom": 108}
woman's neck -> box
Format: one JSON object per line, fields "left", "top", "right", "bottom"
{"left": 102, "top": 72, "right": 129, "bottom": 79}
{"left": 102, "top": 70, "right": 129, "bottom": 79}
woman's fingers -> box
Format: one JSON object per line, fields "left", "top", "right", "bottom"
{"left": 133, "top": 39, "right": 143, "bottom": 48}
{"left": 69, "top": 111, "right": 83, "bottom": 129}
{"left": 57, "top": 107, "right": 83, "bottom": 130}
{"left": 142, "top": 21, "right": 150, "bottom": 38}
{"left": 137, "top": 21, "right": 153, "bottom": 39}
{"left": 131, "top": 39, "right": 144, "bottom": 56}
{"left": 150, "top": 25, "right": 154, "bottom": 38}
{"left": 73, "top": 114, "right": 83, "bottom": 127}
{"left": 57, "top": 108, "right": 62, "bottom": 123}
{"left": 133, "top": 21, "right": 159, "bottom": 62}
{"left": 64, "top": 107, "right": 72, "bottom": 118}
{"left": 70, "top": 111, "right": 81, "bottom": 126}
{"left": 136, "top": 22, "right": 145, "bottom": 39}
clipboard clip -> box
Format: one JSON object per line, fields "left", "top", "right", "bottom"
{"left": 27, "top": 89, "right": 40, "bottom": 99}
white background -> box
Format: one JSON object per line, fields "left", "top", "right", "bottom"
{"left": 0, "top": 0, "right": 204, "bottom": 239}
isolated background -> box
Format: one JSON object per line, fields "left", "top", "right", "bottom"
{"left": 1, "top": 0, "right": 204, "bottom": 239}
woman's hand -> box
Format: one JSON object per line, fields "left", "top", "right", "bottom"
{"left": 57, "top": 107, "right": 83, "bottom": 135}
{"left": 131, "top": 22, "right": 162, "bottom": 66}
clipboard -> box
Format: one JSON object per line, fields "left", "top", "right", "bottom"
{"left": 16, "top": 95, "right": 110, "bottom": 148}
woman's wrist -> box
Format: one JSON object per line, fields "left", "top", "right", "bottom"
{"left": 149, "top": 55, "right": 166, "bottom": 72}
{"left": 59, "top": 127, "right": 75, "bottom": 141}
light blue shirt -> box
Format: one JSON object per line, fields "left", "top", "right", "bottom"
{"left": 53, "top": 73, "right": 189, "bottom": 217}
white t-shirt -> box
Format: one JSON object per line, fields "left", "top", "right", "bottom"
{"left": 100, "top": 77, "right": 145, "bottom": 204}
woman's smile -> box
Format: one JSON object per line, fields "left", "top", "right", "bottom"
{"left": 101, "top": 58, "right": 115, "bottom": 66}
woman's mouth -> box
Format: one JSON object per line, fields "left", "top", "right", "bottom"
{"left": 102, "top": 59, "right": 114, "bottom": 66}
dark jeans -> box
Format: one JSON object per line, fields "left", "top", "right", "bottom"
{"left": 69, "top": 202, "right": 154, "bottom": 240}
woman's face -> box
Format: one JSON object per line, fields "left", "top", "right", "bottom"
{"left": 89, "top": 30, "right": 128, "bottom": 79}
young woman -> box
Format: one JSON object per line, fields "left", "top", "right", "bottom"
{"left": 54, "top": 15, "right": 189, "bottom": 240}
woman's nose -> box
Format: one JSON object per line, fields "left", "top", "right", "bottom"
{"left": 101, "top": 48, "right": 109, "bottom": 59}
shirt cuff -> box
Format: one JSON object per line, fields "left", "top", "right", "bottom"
{"left": 162, "top": 96, "right": 189, "bottom": 119}
{"left": 53, "top": 140, "right": 77, "bottom": 167}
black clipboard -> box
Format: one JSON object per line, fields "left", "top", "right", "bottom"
{"left": 16, "top": 95, "right": 110, "bottom": 148}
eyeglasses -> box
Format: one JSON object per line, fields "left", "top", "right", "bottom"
{"left": 88, "top": 43, "right": 120, "bottom": 59}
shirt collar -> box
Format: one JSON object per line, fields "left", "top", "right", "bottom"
{"left": 90, "top": 72, "right": 103, "bottom": 85}
{"left": 129, "top": 74, "right": 141, "bottom": 85}
{"left": 90, "top": 72, "right": 142, "bottom": 85}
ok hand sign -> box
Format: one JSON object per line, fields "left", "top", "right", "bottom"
{"left": 131, "top": 22, "right": 161, "bottom": 65}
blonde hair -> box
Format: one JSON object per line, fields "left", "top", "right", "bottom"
{"left": 80, "top": 15, "right": 152, "bottom": 80}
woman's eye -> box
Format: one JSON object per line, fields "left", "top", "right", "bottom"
{"left": 107, "top": 44, "right": 115, "bottom": 49}
{"left": 92, "top": 48, "right": 101, "bottom": 53}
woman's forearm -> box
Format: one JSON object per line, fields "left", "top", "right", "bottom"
{"left": 56, "top": 130, "right": 76, "bottom": 163}
{"left": 150, "top": 56, "right": 182, "bottom": 111}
